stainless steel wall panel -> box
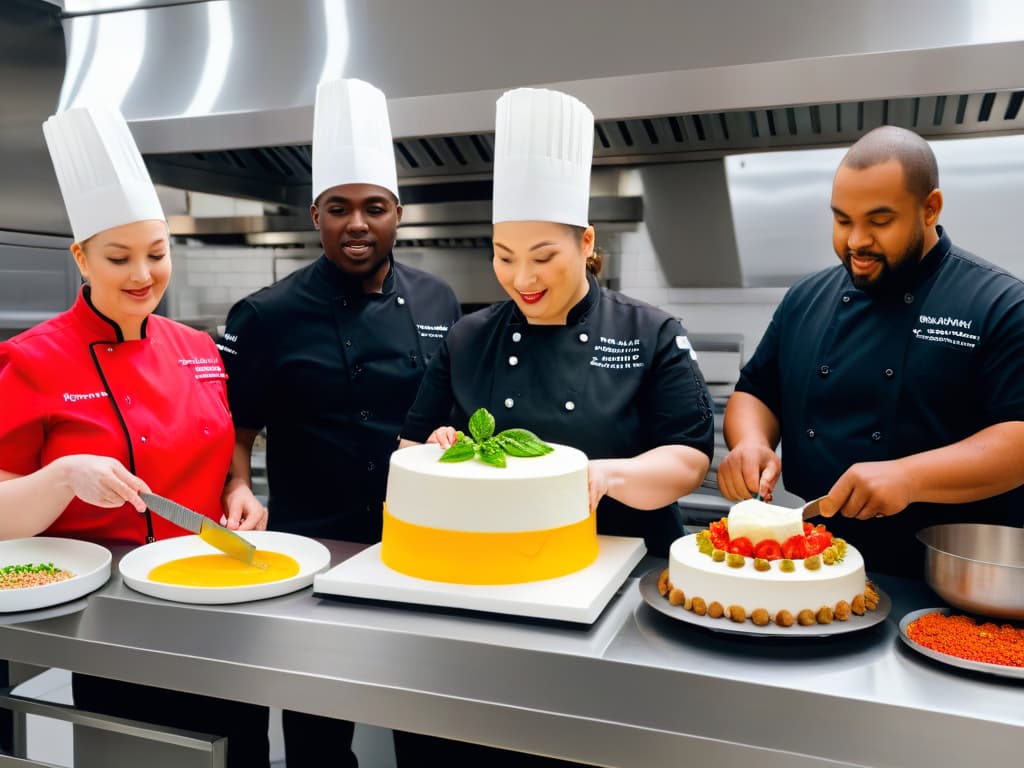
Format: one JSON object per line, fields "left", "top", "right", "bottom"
{"left": 0, "top": 0, "right": 70, "bottom": 236}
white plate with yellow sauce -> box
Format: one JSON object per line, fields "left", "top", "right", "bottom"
{"left": 119, "top": 531, "right": 331, "bottom": 604}
{"left": 0, "top": 537, "right": 112, "bottom": 613}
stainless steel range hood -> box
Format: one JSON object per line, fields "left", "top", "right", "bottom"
{"left": 168, "top": 196, "right": 644, "bottom": 248}
{"left": 145, "top": 90, "right": 1024, "bottom": 210}
{"left": 0, "top": 0, "right": 1012, "bottom": 295}
{"left": 52, "top": 0, "right": 1024, "bottom": 209}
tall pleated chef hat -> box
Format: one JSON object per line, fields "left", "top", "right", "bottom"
{"left": 43, "top": 105, "right": 165, "bottom": 243}
{"left": 312, "top": 78, "right": 399, "bottom": 202}
{"left": 492, "top": 87, "right": 594, "bottom": 227}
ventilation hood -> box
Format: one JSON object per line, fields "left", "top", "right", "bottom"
{"left": 168, "top": 195, "right": 644, "bottom": 249}
{"left": 144, "top": 88, "right": 1024, "bottom": 213}
{"left": 48, "top": 0, "right": 1024, "bottom": 206}
{"left": 1, "top": 0, "right": 1015, "bottom": 255}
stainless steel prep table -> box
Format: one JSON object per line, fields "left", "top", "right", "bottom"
{"left": 0, "top": 541, "right": 1020, "bottom": 767}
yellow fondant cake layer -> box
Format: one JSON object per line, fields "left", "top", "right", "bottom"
{"left": 380, "top": 506, "right": 599, "bottom": 585}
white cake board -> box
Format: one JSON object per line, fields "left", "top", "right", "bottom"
{"left": 313, "top": 535, "right": 646, "bottom": 624}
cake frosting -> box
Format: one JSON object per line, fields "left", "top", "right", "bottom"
{"left": 726, "top": 498, "right": 803, "bottom": 544}
{"left": 668, "top": 535, "right": 867, "bottom": 618}
{"left": 662, "top": 499, "right": 875, "bottom": 625}
{"left": 382, "top": 443, "right": 598, "bottom": 584}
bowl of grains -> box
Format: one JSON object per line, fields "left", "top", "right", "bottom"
{"left": 0, "top": 537, "right": 111, "bottom": 613}
{"left": 917, "top": 524, "right": 1024, "bottom": 620}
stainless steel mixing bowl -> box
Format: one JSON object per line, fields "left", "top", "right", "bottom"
{"left": 917, "top": 524, "right": 1024, "bottom": 620}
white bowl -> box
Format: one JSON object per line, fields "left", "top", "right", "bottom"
{"left": 0, "top": 537, "right": 112, "bottom": 613}
{"left": 119, "top": 531, "right": 331, "bottom": 604}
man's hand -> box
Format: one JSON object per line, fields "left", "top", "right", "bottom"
{"left": 717, "top": 441, "right": 781, "bottom": 502}
{"left": 819, "top": 460, "right": 914, "bottom": 520}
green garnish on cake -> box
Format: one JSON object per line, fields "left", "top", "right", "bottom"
{"left": 439, "top": 408, "right": 553, "bottom": 468}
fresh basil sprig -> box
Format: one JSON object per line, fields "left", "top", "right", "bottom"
{"left": 495, "top": 428, "right": 553, "bottom": 457}
{"left": 439, "top": 408, "right": 553, "bottom": 468}
{"left": 468, "top": 408, "right": 495, "bottom": 442}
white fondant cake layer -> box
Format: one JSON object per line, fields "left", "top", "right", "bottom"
{"left": 668, "top": 535, "right": 866, "bottom": 616}
{"left": 386, "top": 443, "right": 589, "bottom": 532}
{"left": 727, "top": 498, "right": 803, "bottom": 544}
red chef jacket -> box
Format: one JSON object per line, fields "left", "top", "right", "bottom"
{"left": 0, "top": 287, "right": 233, "bottom": 544}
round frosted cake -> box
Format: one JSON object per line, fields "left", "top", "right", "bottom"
{"left": 382, "top": 443, "right": 597, "bottom": 584}
{"left": 661, "top": 499, "right": 878, "bottom": 626}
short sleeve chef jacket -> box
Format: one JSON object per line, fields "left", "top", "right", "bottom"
{"left": 220, "top": 255, "right": 460, "bottom": 542}
{"left": 403, "top": 274, "right": 715, "bottom": 557}
{"left": 0, "top": 287, "right": 234, "bottom": 544}
{"left": 737, "top": 228, "right": 1024, "bottom": 576}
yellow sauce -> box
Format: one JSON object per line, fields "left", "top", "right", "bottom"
{"left": 147, "top": 550, "right": 300, "bottom": 587}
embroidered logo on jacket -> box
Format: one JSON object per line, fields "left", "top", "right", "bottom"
{"left": 62, "top": 391, "right": 109, "bottom": 403}
{"left": 179, "top": 356, "right": 227, "bottom": 381}
{"left": 415, "top": 323, "right": 449, "bottom": 339}
{"left": 675, "top": 335, "right": 698, "bottom": 360}
{"left": 591, "top": 336, "right": 645, "bottom": 370}
{"left": 912, "top": 314, "right": 980, "bottom": 350}
{"left": 216, "top": 333, "right": 238, "bottom": 356}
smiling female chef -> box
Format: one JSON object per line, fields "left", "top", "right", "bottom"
{"left": 396, "top": 86, "right": 714, "bottom": 766}
{"left": 0, "top": 105, "right": 268, "bottom": 767}
{"left": 401, "top": 87, "right": 714, "bottom": 555}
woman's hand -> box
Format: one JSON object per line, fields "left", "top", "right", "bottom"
{"left": 221, "top": 478, "right": 268, "bottom": 531}
{"left": 54, "top": 454, "right": 150, "bottom": 512}
{"left": 587, "top": 460, "right": 620, "bottom": 511}
{"left": 587, "top": 447, "right": 709, "bottom": 511}
{"left": 426, "top": 426, "right": 459, "bottom": 449}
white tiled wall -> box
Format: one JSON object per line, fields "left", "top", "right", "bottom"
{"left": 168, "top": 227, "right": 785, "bottom": 369}
{"left": 167, "top": 246, "right": 307, "bottom": 323}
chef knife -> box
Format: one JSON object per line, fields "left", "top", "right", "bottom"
{"left": 802, "top": 495, "right": 829, "bottom": 520}
{"left": 140, "top": 492, "right": 257, "bottom": 565}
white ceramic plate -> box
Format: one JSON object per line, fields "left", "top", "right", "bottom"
{"left": 639, "top": 567, "right": 891, "bottom": 638}
{"left": 898, "top": 607, "right": 1024, "bottom": 679}
{"left": 0, "top": 537, "right": 112, "bottom": 613}
{"left": 119, "top": 531, "right": 331, "bottom": 604}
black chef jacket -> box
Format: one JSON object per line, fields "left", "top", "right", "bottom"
{"left": 220, "top": 255, "right": 461, "bottom": 542}
{"left": 403, "top": 274, "right": 715, "bottom": 557}
{"left": 737, "top": 228, "right": 1024, "bottom": 576}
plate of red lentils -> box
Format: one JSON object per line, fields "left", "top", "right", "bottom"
{"left": 899, "top": 607, "right": 1024, "bottom": 679}
{"left": 0, "top": 537, "right": 111, "bottom": 613}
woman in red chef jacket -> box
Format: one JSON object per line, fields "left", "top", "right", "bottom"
{"left": 0, "top": 105, "right": 269, "bottom": 767}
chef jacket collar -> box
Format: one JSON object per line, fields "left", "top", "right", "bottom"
{"left": 315, "top": 252, "right": 398, "bottom": 298}
{"left": 75, "top": 285, "right": 149, "bottom": 343}
{"left": 845, "top": 226, "right": 952, "bottom": 302}
{"left": 509, "top": 272, "right": 600, "bottom": 326}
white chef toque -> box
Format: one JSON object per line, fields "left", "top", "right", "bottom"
{"left": 312, "top": 78, "right": 399, "bottom": 203}
{"left": 492, "top": 87, "right": 594, "bottom": 227}
{"left": 43, "top": 105, "right": 165, "bottom": 243}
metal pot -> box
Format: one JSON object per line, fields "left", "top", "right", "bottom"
{"left": 917, "top": 524, "right": 1024, "bottom": 620}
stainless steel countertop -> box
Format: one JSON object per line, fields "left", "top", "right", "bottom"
{"left": 0, "top": 541, "right": 1020, "bottom": 767}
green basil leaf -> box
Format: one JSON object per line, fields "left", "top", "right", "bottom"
{"left": 468, "top": 408, "right": 495, "bottom": 442}
{"left": 439, "top": 438, "right": 476, "bottom": 463}
{"left": 477, "top": 437, "right": 507, "bottom": 468}
{"left": 495, "top": 428, "right": 553, "bottom": 457}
